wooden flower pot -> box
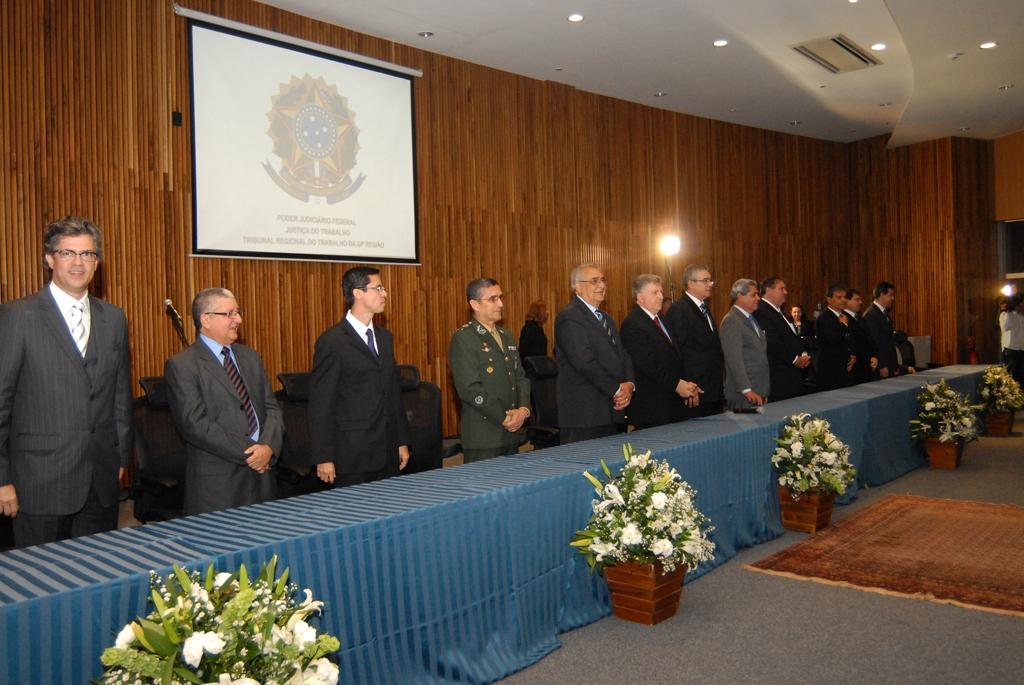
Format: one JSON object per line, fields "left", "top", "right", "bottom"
{"left": 984, "top": 411, "right": 1014, "bottom": 437}
{"left": 777, "top": 486, "right": 834, "bottom": 533}
{"left": 925, "top": 438, "right": 964, "bottom": 469}
{"left": 603, "top": 562, "right": 685, "bottom": 625}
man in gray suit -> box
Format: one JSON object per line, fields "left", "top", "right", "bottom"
{"left": 719, "top": 278, "right": 770, "bottom": 411}
{"left": 164, "top": 288, "right": 283, "bottom": 515}
{"left": 0, "top": 216, "right": 132, "bottom": 547}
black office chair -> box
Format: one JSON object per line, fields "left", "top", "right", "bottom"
{"left": 522, "top": 356, "right": 560, "bottom": 449}
{"left": 894, "top": 331, "right": 918, "bottom": 372}
{"left": 275, "top": 372, "right": 330, "bottom": 499}
{"left": 132, "top": 376, "right": 187, "bottom": 522}
{"left": 397, "top": 364, "right": 460, "bottom": 473}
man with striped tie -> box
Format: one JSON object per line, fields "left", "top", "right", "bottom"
{"left": 0, "top": 217, "right": 133, "bottom": 547}
{"left": 555, "top": 263, "right": 635, "bottom": 444}
{"left": 164, "top": 288, "right": 283, "bottom": 515}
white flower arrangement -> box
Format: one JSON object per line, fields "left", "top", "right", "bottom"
{"left": 98, "top": 556, "right": 340, "bottom": 685}
{"left": 771, "top": 413, "right": 856, "bottom": 498}
{"left": 977, "top": 365, "right": 1024, "bottom": 414}
{"left": 909, "top": 378, "right": 982, "bottom": 443}
{"left": 570, "top": 444, "right": 716, "bottom": 574}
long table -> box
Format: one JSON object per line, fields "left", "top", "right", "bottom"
{"left": 0, "top": 366, "right": 983, "bottom": 684}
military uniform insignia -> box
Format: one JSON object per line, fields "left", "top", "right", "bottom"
{"left": 481, "top": 341, "right": 490, "bottom": 352}
{"left": 263, "top": 74, "right": 366, "bottom": 204}
{"left": 475, "top": 324, "right": 488, "bottom": 335}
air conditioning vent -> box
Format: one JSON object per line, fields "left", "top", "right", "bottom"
{"left": 791, "top": 34, "right": 882, "bottom": 74}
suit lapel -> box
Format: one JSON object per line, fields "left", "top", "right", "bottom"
{"left": 574, "top": 297, "right": 617, "bottom": 348}
{"left": 35, "top": 289, "right": 89, "bottom": 370}
{"left": 196, "top": 341, "right": 239, "bottom": 399}
{"left": 341, "top": 319, "right": 379, "bottom": 364}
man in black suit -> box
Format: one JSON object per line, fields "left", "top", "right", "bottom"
{"left": 310, "top": 267, "right": 410, "bottom": 486}
{"left": 665, "top": 264, "right": 724, "bottom": 418}
{"left": 754, "top": 276, "right": 810, "bottom": 401}
{"left": 164, "top": 288, "right": 283, "bottom": 515}
{"left": 863, "top": 281, "right": 916, "bottom": 379}
{"left": 0, "top": 217, "right": 132, "bottom": 547}
{"left": 555, "top": 264, "right": 635, "bottom": 444}
{"left": 844, "top": 288, "right": 878, "bottom": 384}
{"left": 815, "top": 284, "right": 856, "bottom": 391}
{"left": 620, "top": 274, "right": 701, "bottom": 429}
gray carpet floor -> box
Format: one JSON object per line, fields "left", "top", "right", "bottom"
{"left": 503, "top": 418, "right": 1024, "bottom": 685}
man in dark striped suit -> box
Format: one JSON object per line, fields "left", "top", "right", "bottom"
{"left": 0, "top": 217, "right": 133, "bottom": 547}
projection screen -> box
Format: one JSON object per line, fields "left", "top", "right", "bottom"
{"left": 188, "top": 19, "right": 419, "bottom": 263}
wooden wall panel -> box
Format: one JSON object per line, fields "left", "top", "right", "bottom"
{"left": 0, "top": 0, "right": 997, "bottom": 436}
{"left": 994, "top": 129, "right": 1024, "bottom": 221}
{"left": 951, "top": 138, "right": 999, "bottom": 362}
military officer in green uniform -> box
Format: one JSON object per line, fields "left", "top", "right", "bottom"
{"left": 449, "top": 278, "right": 531, "bottom": 462}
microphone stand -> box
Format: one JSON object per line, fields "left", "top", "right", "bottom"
{"left": 164, "top": 299, "right": 190, "bottom": 349}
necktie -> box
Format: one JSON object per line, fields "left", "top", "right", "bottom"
{"left": 68, "top": 303, "right": 87, "bottom": 356}
{"left": 700, "top": 302, "right": 714, "bottom": 331}
{"left": 221, "top": 347, "right": 258, "bottom": 436}
{"left": 654, "top": 315, "right": 672, "bottom": 342}
{"left": 595, "top": 311, "right": 615, "bottom": 344}
{"left": 366, "top": 328, "right": 379, "bottom": 358}
{"left": 748, "top": 314, "right": 762, "bottom": 337}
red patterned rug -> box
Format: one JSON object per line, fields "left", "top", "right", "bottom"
{"left": 747, "top": 494, "right": 1024, "bottom": 616}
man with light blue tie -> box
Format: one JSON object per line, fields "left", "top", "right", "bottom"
{"left": 0, "top": 217, "right": 132, "bottom": 547}
{"left": 719, "top": 278, "right": 770, "bottom": 411}
{"left": 164, "top": 288, "right": 282, "bottom": 515}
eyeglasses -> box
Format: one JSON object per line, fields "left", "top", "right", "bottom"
{"left": 358, "top": 285, "right": 387, "bottom": 294}
{"left": 690, "top": 278, "right": 714, "bottom": 285}
{"left": 575, "top": 277, "right": 607, "bottom": 285}
{"left": 206, "top": 310, "right": 243, "bottom": 319}
{"left": 51, "top": 249, "right": 99, "bottom": 263}
{"left": 474, "top": 294, "right": 503, "bottom": 304}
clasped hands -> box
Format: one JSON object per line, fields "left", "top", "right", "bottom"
{"left": 676, "top": 379, "right": 704, "bottom": 407}
{"left": 612, "top": 382, "right": 634, "bottom": 411}
{"left": 502, "top": 407, "right": 530, "bottom": 433}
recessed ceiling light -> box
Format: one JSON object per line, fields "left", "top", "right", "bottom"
{"left": 878, "top": 102, "right": 893, "bottom": 107}
{"left": 653, "top": 92, "right": 667, "bottom": 97}
{"left": 871, "top": 43, "right": 886, "bottom": 51}
{"left": 819, "top": 84, "right": 827, "bottom": 89}
{"left": 998, "top": 84, "right": 1015, "bottom": 91}
{"left": 849, "top": 0, "right": 858, "bottom": 4}
{"left": 789, "top": 120, "right": 801, "bottom": 126}
{"left": 948, "top": 51, "right": 964, "bottom": 60}
{"left": 729, "top": 108, "right": 737, "bottom": 112}
{"left": 958, "top": 126, "right": 971, "bottom": 132}
{"left": 713, "top": 39, "right": 729, "bottom": 47}
{"left": 567, "top": 13, "right": 584, "bottom": 23}
{"left": 554, "top": 67, "right": 565, "bottom": 72}
{"left": 417, "top": 31, "right": 434, "bottom": 38}
{"left": 980, "top": 42, "right": 997, "bottom": 49}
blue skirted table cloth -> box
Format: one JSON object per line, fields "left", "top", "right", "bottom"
{"left": 0, "top": 366, "right": 983, "bottom": 684}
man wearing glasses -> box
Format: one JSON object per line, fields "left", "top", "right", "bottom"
{"left": 164, "top": 288, "right": 283, "bottom": 514}
{"left": 309, "top": 266, "right": 410, "bottom": 486}
{"left": 449, "top": 278, "right": 531, "bottom": 462}
{"left": 665, "top": 264, "right": 725, "bottom": 418}
{"left": 0, "top": 216, "right": 132, "bottom": 547}
{"left": 555, "top": 264, "right": 635, "bottom": 444}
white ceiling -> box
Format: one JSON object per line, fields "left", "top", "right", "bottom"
{"left": 260, "top": 0, "right": 1024, "bottom": 146}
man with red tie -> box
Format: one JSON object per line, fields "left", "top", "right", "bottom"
{"left": 620, "top": 274, "right": 701, "bottom": 429}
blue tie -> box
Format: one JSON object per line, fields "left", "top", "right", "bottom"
{"left": 366, "top": 328, "right": 379, "bottom": 358}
